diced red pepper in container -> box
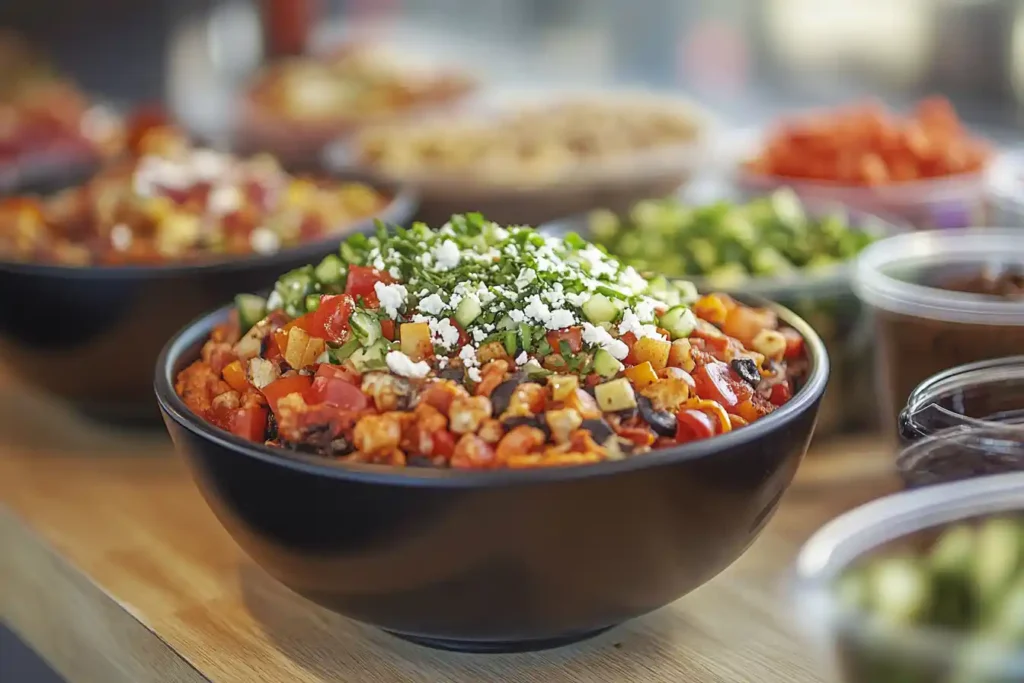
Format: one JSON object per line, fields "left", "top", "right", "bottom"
{"left": 380, "top": 319, "right": 396, "bottom": 341}
{"left": 451, "top": 318, "right": 471, "bottom": 347}
{"left": 781, "top": 328, "right": 805, "bottom": 360}
{"left": 261, "top": 375, "right": 313, "bottom": 412}
{"left": 620, "top": 332, "right": 639, "bottom": 364}
{"left": 431, "top": 430, "right": 457, "bottom": 459}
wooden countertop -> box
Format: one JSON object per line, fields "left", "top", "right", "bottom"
{"left": 0, "top": 376, "right": 901, "bottom": 683}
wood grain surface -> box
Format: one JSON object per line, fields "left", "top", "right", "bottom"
{"left": 0, "top": 376, "right": 901, "bottom": 683}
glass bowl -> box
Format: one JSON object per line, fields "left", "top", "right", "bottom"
{"left": 794, "top": 471, "right": 1024, "bottom": 683}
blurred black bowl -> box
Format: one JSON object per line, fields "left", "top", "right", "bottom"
{"left": 155, "top": 297, "right": 828, "bottom": 653}
{"left": 0, "top": 171, "right": 417, "bottom": 423}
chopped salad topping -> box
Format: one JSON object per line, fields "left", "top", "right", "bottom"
{"left": 176, "top": 214, "right": 806, "bottom": 470}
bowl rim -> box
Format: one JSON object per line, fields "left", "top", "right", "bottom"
{"left": 0, "top": 185, "right": 419, "bottom": 280}
{"left": 540, "top": 194, "right": 909, "bottom": 299}
{"left": 154, "top": 291, "right": 829, "bottom": 488}
{"left": 793, "top": 470, "right": 1024, "bottom": 668}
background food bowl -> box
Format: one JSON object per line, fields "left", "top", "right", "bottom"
{"left": 986, "top": 150, "right": 1024, "bottom": 228}
{"left": 725, "top": 128, "right": 990, "bottom": 231}
{"left": 327, "top": 88, "right": 720, "bottom": 227}
{"left": 543, "top": 195, "right": 904, "bottom": 436}
{"left": 155, "top": 296, "right": 828, "bottom": 653}
{"left": 0, "top": 169, "right": 417, "bottom": 423}
{"left": 794, "top": 471, "right": 1024, "bottom": 683}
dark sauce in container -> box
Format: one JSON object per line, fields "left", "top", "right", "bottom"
{"left": 855, "top": 230, "right": 1024, "bottom": 437}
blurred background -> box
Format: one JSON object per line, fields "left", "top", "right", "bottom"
{"left": 6, "top": 0, "right": 1024, "bottom": 143}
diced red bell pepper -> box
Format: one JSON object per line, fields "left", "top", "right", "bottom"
{"left": 261, "top": 375, "right": 313, "bottom": 413}
{"left": 692, "top": 361, "right": 751, "bottom": 410}
{"left": 769, "top": 382, "right": 793, "bottom": 406}
{"left": 380, "top": 319, "right": 396, "bottom": 341}
{"left": 431, "top": 430, "right": 457, "bottom": 458}
{"left": 344, "top": 264, "right": 393, "bottom": 308}
{"left": 227, "top": 407, "right": 268, "bottom": 442}
{"left": 312, "top": 294, "right": 355, "bottom": 342}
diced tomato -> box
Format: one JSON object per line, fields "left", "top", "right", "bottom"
{"left": 620, "top": 332, "right": 639, "bottom": 364}
{"left": 692, "top": 361, "right": 751, "bottom": 410}
{"left": 314, "top": 364, "right": 360, "bottom": 384}
{"left": 227, "top": 407, "right": 268, "bottom": 442}
{"left": 312, "top": 294, "right": 355, "bottom": 342}
{"left": 380, "top": 319, "right": 396, "bottom": 341}
{"left": 675, "top": 408, "right": 716, "bottom": 442}
{"left": 781, "top": 328, "right": 805, "bottom": 360}
{"left": 306, "top": 376, "right": 369, "bottom": 411}
{"left": 261, "top": 375, "right": 313, "bottom": 412}
{"left": 451, "top": 318, "right": 471, "bottom": 347}
{"left": 769, "top": 382, "right": 793, "bottom": 406}
{"left": 431, "top": 430, "right": 457, "bottom": 458}
{"left": 344, "top": 265, "right": 393, "bottom": 308}
{"left": 546, "top": 326, "right": 584, "bottom": 354}
{"left": 584, "top": 373, "right": 602, "bottom": 388}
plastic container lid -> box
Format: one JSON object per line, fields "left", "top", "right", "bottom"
{"left": 986, "top": 149, "right": 1024, "bottom": 219}
{"left": 896, "top": 425, "right": 1024, "bottom": 488}
{"left": 854, "top": 228, "right": 1024, "bottom": 325}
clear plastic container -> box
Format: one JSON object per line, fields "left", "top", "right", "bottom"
{"left": 854, "top": 229, "right": 1024, "bottom": 435}
{"left": 794, "top": 469, "right": 1024, "bottom": 683}
{"left": 986, "top": 150, "right": 1024, "bottom": 228}
{"left": 726, "top": 128, "right": 991, "bottom": 230}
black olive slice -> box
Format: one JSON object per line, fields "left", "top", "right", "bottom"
{"left": 580, "top": 417, "right": 615, "bottom": 443}
{"left": 730, "top": 357, "right": 761, "bottom": 387}
{"left": 637, "top": 395, "right": 677, "bottom": 437}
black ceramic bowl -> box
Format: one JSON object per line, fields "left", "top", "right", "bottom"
{"left": 155, "top": 297, "right": 829, "bottom": 653}
{"left": 0, "top": 173, "right": 417, "bottom": 422}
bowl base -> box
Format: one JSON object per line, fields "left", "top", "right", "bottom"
{"left": 385, "top": 626, "right": 615, "bottom": 653}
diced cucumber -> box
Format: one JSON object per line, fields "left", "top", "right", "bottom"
{"left": 454, "top": 296, "right": 482, "bottom": 328}
{"left": 582, "top": 293, "right": 618, "bottom": 324}
{"left": 315, "top": 254, "right": 345, "bottom": 285}
{"left": 497, "top": 314, "right": 516, "bottom": 331}
{"left": 503, "top": 330, "right": 518, "bottom": 357}
{"left": 594, "top": 377, "right": 637, "bottom": 412}
{"left": 593, "top": 348, "right": 623, "bottom": 379}
{"left": 659, "top": 306, "right": 697, "bottom": 340}
{"left": 350, "top": 310, "right": 382, "bottom": 345}
{"left": 519, "top": 323, "right": 533, "bottom": 352}
{"left": 350, "top": 340, "right": 388, "bottom": 373}
{"left": 235, "top": 294, "right": 267, "bottom": 334}
{"left": 274, "top": 265, "right": 316, "bottom": 316}
{"left": 304, "top": 294, "right": 322, "bottom": 312}
{"left": 329, "top": 338, "right": 362, "bottom": 363}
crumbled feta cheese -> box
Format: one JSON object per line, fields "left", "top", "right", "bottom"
{"left": 471, "top": 328, "right": 489, "bottom": 343}
{"left": 508, "top": 309, "right": 526, "bottom": 323}
{"left": 515, "top": 352, "right": 528, "bottom": 366}
{"left": 582, "top": 322, "right": 629, "bottom": 360}
{"left": 618, "top": 309, "right": 663, "bottom": 340}
{"left": 266, "top": 291, "right": 283, "bottom": 310}
{"left": 467, "top": 367, "right": 482, "bottom": 382}
{"left": 386, "top": 351, "right": 431, "bottom": 379}
{"left": 432, "top": 239, "right": 461, "bottom": 270}
{"left": 621, "top": 266, "right": 649, "bottom": 294}
{"left": 110, "top": 223, "right": 132, "bottom": 252}
{"left": 418, "top": 252, "right": 433, "bottom": 267}
{"left": 634, "top": 299, "right": 656, "bottom": 323}
{"left": 431, "top": 317, "right": 461, "bottom": 349}
{"left": 515, "top": 268, "right": 536, "bottom": 288}
{"left": 418, "top": 293, "right": 446, "bottom": 315}
{"left": 374, "top": 281, "right": 408, "bottom": 319}
{"left": 249, "top": 228, "right": 281, "bottom": 255}
{"left": 524, "top": 296, "right": 551, "bottom": 324}
{"left": 546, "top": 309, "right": 575, "bottom": 330}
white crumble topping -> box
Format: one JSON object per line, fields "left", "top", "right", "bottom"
{"left": 386, "top": 351, "right": 431, "bottom": 378}
{"left": 374, "top": 281, "right": 408, "bottom": 319}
